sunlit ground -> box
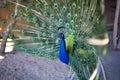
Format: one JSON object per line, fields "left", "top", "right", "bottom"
{"left": 0, "top": 38, "right": 14, "bottom": 53}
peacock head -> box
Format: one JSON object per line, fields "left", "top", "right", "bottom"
{"left": 58, "top": 32, "right": 65, "bottom": 40}
{"left": 58, "top": 26, "right": 65, "bottom": 40}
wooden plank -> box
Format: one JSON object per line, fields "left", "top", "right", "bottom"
{"left": 113, "top": 0, "right": 120, "bottom": 49}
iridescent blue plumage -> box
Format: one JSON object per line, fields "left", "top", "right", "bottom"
{"left": 58, "top": 33, "right": 69, "bottom": 65}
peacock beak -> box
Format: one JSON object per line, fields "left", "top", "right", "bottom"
{"left": 57, "top": 37, "right": 61, "bottom": 41}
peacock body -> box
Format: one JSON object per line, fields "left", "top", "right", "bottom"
{"left": 0, "top": 0, "right": 108, "bottom": 80}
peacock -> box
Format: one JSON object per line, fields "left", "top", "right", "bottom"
{"left": 0, "top": 0, "right": 109, "bottom": 80}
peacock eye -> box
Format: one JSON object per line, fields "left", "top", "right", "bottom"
{"left": 9, "top": 24, "right": 14, "bottom": 30}
{"left": 70, "top": 20, "right": 74, "bottom": 25}
{"left": 42, "top": 22, "right": 46, "bottom": 27}
{"left": 35, "top": 3, "right": 40, "bottom": 8}
{"left": 25, "top": 7, "right": 30, "bottom": 12}
{"left": 51, "top": 33, "right": 55, "bottom": 38}
{"left": 43, "top": 11, "right": 48, "bottom": 17}
{"left": 20, "top": 30, "right": 26, "bottom": 35}
{"left": 44, "top": 3, "right": 49, "bottom": 9}
{"left": 65, "top": 23, "right": 70, "bottom": 27}
{"left": 50, "top": 14, "right": 54, "bottom": 20}
{"left": 73, "top": 15, "right": 77, "bottom": 21}
{"left": 67, "top": 13, "right": 71, "bottom": 20}
{"left": 25, "top": 16, "right": 31, "bottom": 22}
{"left": 59, "top": 19, "right": 63, "bottom": 25}
{"left": 9, "top": 2, "right": 14, "bottom": 6}
{"left": 18, "top": 9, "right": 23, "bottom": 14}
{"left": 10, "top": 13, "right": 15, "bottom": 18}
{"left": 9, "top": 34, "right": 14, "bottom": 39}
{"left": 32, "top": 16, "right": 38, "bottom": 22}
{"left": 34, "top": 23, "right": 39, "bottom": 28}
{"left": 53, "top": 3, "right": 58, "bottom": 9}
{"left": 45, "top": 40, "right": 49, "bottom": 44}
{"left": 72, "top": 3, "right": 76, "bottom": 9}
{"left": 62, "top": 6, "right": 67, "bottom": 12}
{"left": 2, "top": 20, "right": 7, "bottom": 25}
{"left": 2, "top": 6, "right": 6, "bottom": 9}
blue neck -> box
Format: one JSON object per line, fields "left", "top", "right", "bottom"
{"left": 59, "top": 39, "right": 69, "bottom": 65}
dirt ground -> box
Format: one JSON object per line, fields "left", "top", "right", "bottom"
{"left": 102, "top": 31, "right": 120, "bottom": 80}
{"left": 102, "top": 46, "right": 120, "bottom": 80}
{"left": 0, "top": 38, "right": 120, "bottom": 80}
{"left": 0, "top": 50, "right": 70, "bottom": 80}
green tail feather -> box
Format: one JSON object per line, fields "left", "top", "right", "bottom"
{"left": 5, "top": 0, "right": 108, "bottom": 79}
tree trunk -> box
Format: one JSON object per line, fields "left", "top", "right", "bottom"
{"left": 0, "top": 20, "right": 15, "bottom": 56}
